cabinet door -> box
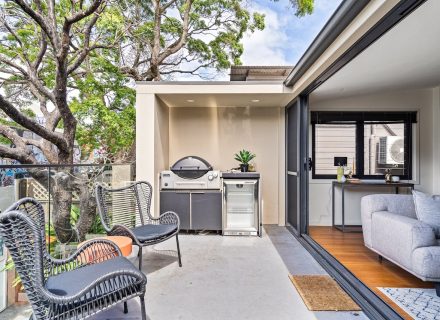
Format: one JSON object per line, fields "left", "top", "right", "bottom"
{"left": 160, "top": 191, "right": 190, "bottom": 230}
{"left": 191, "top": 191, "right": 222, "bottom": 231}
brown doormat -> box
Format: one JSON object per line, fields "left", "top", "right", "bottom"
{"left": 289, "top": 275, "right": 361, "bottom": 311}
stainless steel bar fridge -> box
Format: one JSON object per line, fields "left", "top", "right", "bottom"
{"left": 222, "top": 174, "right": 261, "bottom": 236}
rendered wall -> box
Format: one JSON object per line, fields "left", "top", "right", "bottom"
{"left": 169, "top": 106, "right": 283, "bottom": 224}
{"left": 308, "top": 88, "right": 437, "bottom": 226}
{"left": 136, "top": 94, "right": 170, "bottom": 216}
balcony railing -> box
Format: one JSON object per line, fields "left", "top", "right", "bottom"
{"left": 0, "top": 163, "right": 135, "bottom": 257}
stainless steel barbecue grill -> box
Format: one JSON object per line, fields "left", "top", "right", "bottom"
{"left": 160, "top": 156, "right": 221, "bottom": 190}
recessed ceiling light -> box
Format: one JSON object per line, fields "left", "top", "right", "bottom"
{"left": 186, "top": 99, "right": 195, "bottom": 102}
{"left": 251, "top": 99, "right": 260, "bottom": 103}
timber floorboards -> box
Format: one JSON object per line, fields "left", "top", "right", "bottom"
{"left": 309, "top": 226, "right": 434, "bottom": 320}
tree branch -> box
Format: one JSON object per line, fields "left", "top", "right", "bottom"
{"left": 0, "top": 124, "right": 37, "bottom": 164}
{"left": 0, "top": 94, "right": 67, "bottom": 152}
{"left": 65, "top": 0, "right": 104, "bottom": 24}
{"left": 0, "top": 144, "right": 36, "bottom": 164}
{"left": 12, "top": 0, "right": 58, "bottom": 49}
{"left": 157, "top": 0, "right": 193, "bottom": 64}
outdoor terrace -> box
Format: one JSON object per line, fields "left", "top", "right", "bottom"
{"left": 0, "top": 163, "right": 367, "bottom": 320}
{"left": 1, "top": 225, "right": 367, "bottom": 320}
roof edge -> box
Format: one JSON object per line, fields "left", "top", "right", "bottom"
{"left": 284, "top": 0, "right": 370, "bottom": 87}
{"left": 135, "top": 81, "right": 286, "bottom": 85}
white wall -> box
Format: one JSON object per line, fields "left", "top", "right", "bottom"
{"left": 169, "top": 106, "right": 284, "bottom": 224}
{"left": 136, "top": 91, "right": 286, "bottom": 224}
{"left": 136, "top": 93, "right": 169, "bottom": 216}
{"left": 433, "top": 86, "right": 440, "bottom": 194}
{"left": 308, "top": 88, "right": 438, "bottom": 226}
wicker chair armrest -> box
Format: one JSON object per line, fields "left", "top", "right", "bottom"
{"left": 157, "top": 211, "right": 180, "bottom": 226}
{"left": 43, "top": 268, "right": 147, "bottom": 304}
{"left": 48, "top": 239, "right": 122, "bottom": 273}
{"left": 109, "top": 224, "right": 137, "bottom": 240}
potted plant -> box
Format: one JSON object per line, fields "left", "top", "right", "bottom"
{"left": 234, "top": 149, "right": 256, "bottom": 172}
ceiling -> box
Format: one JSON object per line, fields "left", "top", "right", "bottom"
{"left": 158, "top": 93, "right": 293, "bottom": 108}
{"left": 311, "top": 0, "right": 440, "bottom": 102}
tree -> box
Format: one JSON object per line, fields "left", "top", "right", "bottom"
{"left": 0, "top": 0, "right": 112, "bottom": 242}
{"left": 281, "top": 0, "right": 314, "bottom": 17}
{"left": 109, "top": 0, "right": 313, "bottom": 81}
{"left": 0, "top": 0, "right": 314, "bottom": 242}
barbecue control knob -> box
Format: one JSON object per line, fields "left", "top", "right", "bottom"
{"left": 213, "top": 172, "right": 218, "bottom": 178}
{"left": 208, "top": 174, "right": 214, "bottom": 181}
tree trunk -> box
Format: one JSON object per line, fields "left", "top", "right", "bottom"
{"left": 30, "top": 167, "right": 98, "bottom": 243}
{"left": 74, "top": 172, "right": 98, "bottom": 241}
{"left": 50, "top": 169, "right": 77, "bottom": 243}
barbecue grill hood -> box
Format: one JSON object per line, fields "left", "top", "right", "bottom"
{"left": 170, "top": 156, "right": 213, "bottom": 179}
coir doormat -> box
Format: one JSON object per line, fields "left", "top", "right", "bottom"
{"left": 289, "top": 275, "right": 361, "bottom": 311}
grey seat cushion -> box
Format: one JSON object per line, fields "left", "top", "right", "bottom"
{"left": 46, "top": 257, "right": 142, "bottom": 297}
{"left": 413, "top": 190, "right": 440, "bottom": 237}
{"left": 132, "top": 224, "right": 177, "bottom": 242}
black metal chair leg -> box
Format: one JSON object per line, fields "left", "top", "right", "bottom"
{"left": 140, "top": 295, "right": 147, "bottom": 320}
{"left": 123, "top": 301, "right": 128, "bottom": 314}
{"left": 138, "top": 246, "right": 143, "bottom": 270}
{"left": 176, "top": 233, "right": 182, "bottom": 267}
{"left": 435, "top": 283, "right": 440, "bottom": 297}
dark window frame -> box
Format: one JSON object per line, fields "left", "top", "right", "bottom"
{"left": 311, "top": 112, "right": 415, "bottom": 180}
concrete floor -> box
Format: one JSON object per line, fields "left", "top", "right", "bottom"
{"left": 0, "top": 226, "right": 369, "bottom": 320}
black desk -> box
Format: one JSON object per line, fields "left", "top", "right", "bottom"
{"left": 332, "top": 181, "right": 414, "bottom": 232}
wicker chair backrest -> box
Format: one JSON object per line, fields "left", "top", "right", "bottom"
{"left": 0, "top": 210, "right": 48, "bottom": 318}
{"left": 96, "top": 181, "right": 153, "bottom": 230}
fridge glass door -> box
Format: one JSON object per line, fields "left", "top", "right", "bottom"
{"left": 224, "top": 180, "right": 257, "bottom": 230}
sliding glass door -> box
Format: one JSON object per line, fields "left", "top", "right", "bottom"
{"left": 286, "top": 96, "right": 308, "bottom": 235}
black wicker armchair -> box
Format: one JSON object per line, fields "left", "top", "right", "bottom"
{"left": 0, "top": 198, "right": 147, "bottom": 320}
{"left": 95, "top": 181, "right": 182, "bottom": 270}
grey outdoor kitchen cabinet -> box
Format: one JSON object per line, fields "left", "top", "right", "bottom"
{"left": 160, "top": 191, "right": 191, "bottom": 230}
{"left": 160, "top": 190, "right": 222, "bottom": 231}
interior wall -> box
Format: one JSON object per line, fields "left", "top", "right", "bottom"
{"left": 308, "top": 88, "right": 436, "bottom": 226}
{"left": 433, "top": 86, "right": 440, "bottom": 194}
{"left": 169, "top": 106, "right": 283, "bottom": 224}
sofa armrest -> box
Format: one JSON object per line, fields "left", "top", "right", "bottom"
{"left": 361, "top": 194, "right": 416, "bottom": 247}
{"left": 371, "top": 212, "right": 436, "bottom": 270}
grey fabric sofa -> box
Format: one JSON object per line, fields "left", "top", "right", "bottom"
{"left": 361, "top": 194, "right": 440, "bottom": 292}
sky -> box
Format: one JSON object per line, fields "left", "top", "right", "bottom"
{"left": 176, "top": 0, "right": 342, "bottom": 80}
{"left": 241, "top": 0, "right": 343, "bottom": 66}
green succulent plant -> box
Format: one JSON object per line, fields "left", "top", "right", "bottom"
{"left": 234, "top": 149, "right": 256, "bottom": 165}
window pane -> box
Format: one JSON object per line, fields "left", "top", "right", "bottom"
{"left": 364, "top": 123, "right": 405, "bottom": 176}
{"left": 315, "top": 124, "right": 356, "bottom": 175}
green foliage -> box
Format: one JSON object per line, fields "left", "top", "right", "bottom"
{"left": 69, "top": 205, "right": 106, "bottom": 235}
{"left": 272, "top": 0, "right": 314, "bottom": 17}
{"left": 234, "top": 149, "right": 256, "bottom": 164}
{"left": 0, "top": 0, "right": 314, "bottom": 162}
{"left": 69, "top": 56, "right": 136, "bottom": 160}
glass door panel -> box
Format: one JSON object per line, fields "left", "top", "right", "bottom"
{"left": 224, "top": 180, "right": 258, "bottom": 231}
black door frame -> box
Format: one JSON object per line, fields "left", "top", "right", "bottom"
{"left": 285, "top": 1, "right": 428, "bottom": 319}
{"left": 285, "top": 95, "right": 308, "bottom": 236}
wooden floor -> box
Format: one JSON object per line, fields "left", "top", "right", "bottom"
{"left": 309, "top": 226, "right": 434, "bottom": 320}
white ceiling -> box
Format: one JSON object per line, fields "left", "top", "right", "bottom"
{"left": 158, "top": 93, "right": 293, "bottom": 108}
{"left": 311, "top": 0, "right": 440, "bottom": 102}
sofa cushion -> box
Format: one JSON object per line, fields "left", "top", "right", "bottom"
{"left": 413, "top": 190, "right": 440, "bottom": 237}
{"left": 412, "top": 246, "right": 440, "bottom": 280}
